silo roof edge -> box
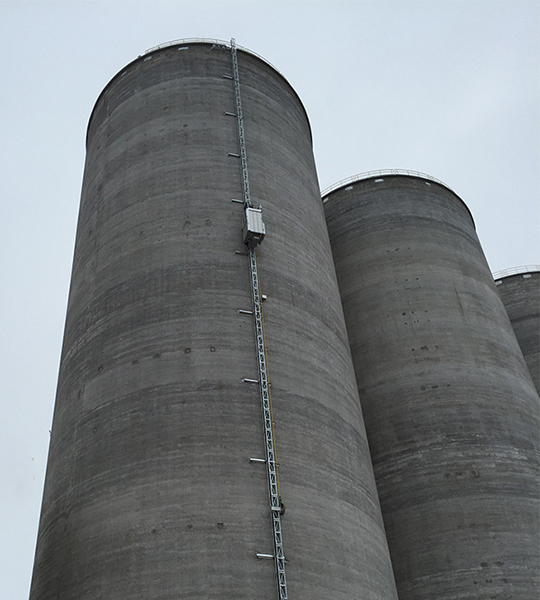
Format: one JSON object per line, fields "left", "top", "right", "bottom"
{"left": 493, "top": 265, "right": 540, "bottom": 280}
{"left": 321, "top": 169, "right": 476, "bottom": 230}
{"left": 321, "top": 169, "right": 453, "bottom": 197}
{"left": 86, "top": 38, "right": 313, "bottom": 148}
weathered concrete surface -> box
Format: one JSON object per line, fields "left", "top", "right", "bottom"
{"left": 495, "top": 271, "right": 540, "bottom": 395}
{"left": 30, "top": 43, "right": 398, "bottom": 600}
{"left": 324, "top": 175, "right": 540, "bottom": 600}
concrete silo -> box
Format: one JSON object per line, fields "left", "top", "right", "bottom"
{"left": 495, "top": 268, "right": 540, "bottom": 394}
{"left": 323, "top": 172, "right": 540, "bottom": 600}
{"left": 30, "top": 41, "right": 398, "bottom": 600}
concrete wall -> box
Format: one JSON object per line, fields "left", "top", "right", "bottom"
{"left": 30, "top": 43, "right": 398, "bottom": 600}
{"left": 324, "top": 175, "right": 540, "bottom": 600}
{"left": 495, "top": 271, "right": 540, "bottom": 394}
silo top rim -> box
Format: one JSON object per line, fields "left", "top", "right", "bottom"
{"left": 321, "top": 169, "right": 454, "bottom": 198}
{"left": 321, "top": 169, "right": 475, "bottom": 229}
{"left": 144, "top": 38, "right": 285, "bottom": 79}
{"left": 493, "top": 265, "right": 540, "bottom": 280}
{"left": 87, "top": 38, "right": 312, "bottom": 147}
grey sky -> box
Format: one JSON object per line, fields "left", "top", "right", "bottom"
{"left": 1, "top": 1, "right": 538, "bottom": 598}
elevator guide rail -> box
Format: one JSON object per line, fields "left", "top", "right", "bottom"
{"left": 230, "top": 38, "right": 288, "bottom": 600}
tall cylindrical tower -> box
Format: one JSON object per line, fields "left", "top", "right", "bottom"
{"left": 30, "top": 41, "right": 398, "bottom": 600}
{"left": 495, "top": 269, "right": 540, "bottom": 394}
{"left": 323, "top": 173, "right": 540, "bottom": 600}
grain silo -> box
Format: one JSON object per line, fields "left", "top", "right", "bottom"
{"left": 29, "top": 40, "right": 398, "bottom": 600}
{"left": 323, "top": 172, "right": 540, "bottom": 600}
{"left": 494, "top": 268, "right": 540, "bottom": 394}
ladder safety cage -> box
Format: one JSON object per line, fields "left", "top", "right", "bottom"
{"left": 230, "top": 38, "right": 288, "bottom": 600}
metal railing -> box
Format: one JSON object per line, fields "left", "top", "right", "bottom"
{"left": 145, "top": 37, "right": 228, "bottom": 53}
{"left": 321, "top": 169, "right": 453, "bottom": 198}
{"left": 144, "top": 38, "right": 286, "bottom": 80}
{"left": 493, "top": 265, "right": 540, "bottom": 280}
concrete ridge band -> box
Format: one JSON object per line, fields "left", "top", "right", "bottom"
{"left": 86, "top": 39, "right": 313, "bottom": 148}
{"left": 321, "top": 170, "right": 476, "bottom": 230}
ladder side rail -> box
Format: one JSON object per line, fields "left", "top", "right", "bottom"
{"left": 230, "top": 38, "right": 288, "bottom": 600}
{"left": 249, "top": 248, "right": 288, "bottom": 600}
{"left": 230, "top": 39, "right": 251, "bottom": 208}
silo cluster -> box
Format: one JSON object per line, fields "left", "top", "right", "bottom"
{"left": 30, "top": 40, "right": 539, "bottom": 600}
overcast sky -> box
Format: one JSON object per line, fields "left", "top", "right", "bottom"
{"left": 1, "top": 1, "right": 538, "bottom": 598}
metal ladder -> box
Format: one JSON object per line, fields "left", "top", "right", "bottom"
{"left": 230, "top": 38, "right": 288, "bottom": 600}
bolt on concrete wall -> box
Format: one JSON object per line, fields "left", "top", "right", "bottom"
{"left": 324, "top": 174, "right": 540, "bottom": 600}
{"left": 495, "top": 271, "right": 540, "bottom": 395}
{"left": 30, "top": 43, "right": 398, "bottom": 600}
